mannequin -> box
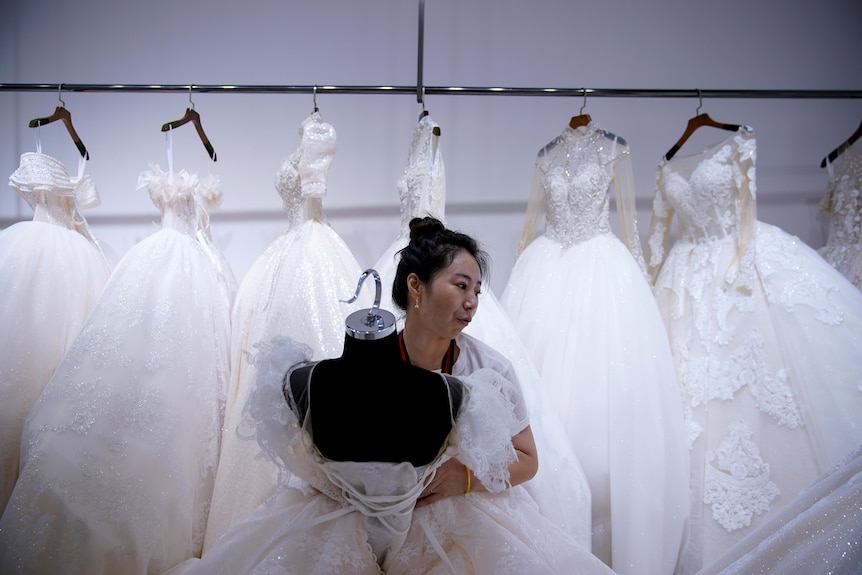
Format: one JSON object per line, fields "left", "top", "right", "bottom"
{"left": 286, "top": 269, "right": 463, "bottom": 466}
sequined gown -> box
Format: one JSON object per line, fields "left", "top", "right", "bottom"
{"left": 0, "top": 152, "right": 111, "bottom": 515}
{"left": 647, "top": 126, "right": 862, "bottom": 573}
{"left": 819, "top": 145, "right": 862, "bottom": 290}
{"left": 0, "top": 166, "right": 234, "bottom": 575}
{"left": 373, "top": 116, "right": 594, "bottom": 547}
{"left": 164, "top": 334, "right": 615, "bottom": 575}
{"left": 204, "top": 112, "right": 371, "bottom": 552}
{"left": 500, "top": 122, "right": 691, "bottom": 574}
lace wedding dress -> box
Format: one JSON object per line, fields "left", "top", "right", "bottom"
{"left": 203, "top": 111, "right": 371, "bottom": 552}
{"left": 373, "top": 115, "right": 593, "bottom": 547}
{"left": 818, "top": 145, "right": 862, "bottom": 290}
{"left": 0, "top": 152, "right": 111, "bottom": 515}
{"left": 0, "top": 165, "right": 234, "bottom": 575}
{"left": 647, "top": 126, "right": 862, "bottom": 573}
{"left": 164, "top": 334, "right": 614, "bottom": 575}
{"left": 500, "top": 122, "right": 691, "bottom": 574}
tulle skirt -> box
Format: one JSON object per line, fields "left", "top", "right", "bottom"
{"left": 0, "top": 221, "right": 111, "bottom": 515}
{"left": 501, "top": 232, "right": 691, "bottom": 574}
{"left": 0, "top": 228, "right": 231, "bottom": 575}
{"left": 654, "top": 221, "right": 862, "bottom": 572}
{"left": 204, "top": 219, "right": 370, "bottom": 552}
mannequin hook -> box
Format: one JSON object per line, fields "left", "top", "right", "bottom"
{"left": 342, "top": 269, "right": 382, "bottom": 321}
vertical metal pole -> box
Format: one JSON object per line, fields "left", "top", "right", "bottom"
{"left": 417, "top": 0, "right": 425, "bottom": 103}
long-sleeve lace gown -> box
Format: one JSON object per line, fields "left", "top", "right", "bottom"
{"left": 500, "top": 122, "right": 691, "bottom": 574}
{"left": 0, "top": 152, "right": 111, "bottom": 516}
{"left": 203, "top": 111, "right": 371, "bottom": 552}
{"left": 818, "top": 145, "right": 862, "bottom": 290}
{"left": 372, "top": 116, "right": 594, "bottom": 548}
{"left": 646, "top": 126, "right": 862, "bottom": 573}
{"left": 0, "top": 166, "right": 234, "bottom": 575}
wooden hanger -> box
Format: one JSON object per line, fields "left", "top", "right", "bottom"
{"left": 160, "top": 86, "right": 217, "bottom": 161}
{"left": 569, "top": 88, "right": 591, "bottom": 129}
{"left": 417, "top": 87, "right": 441, "bottom": 136}
{"left": 820, "top": 119, "right": 862, "bottom": 168}
{"left": 28, "top": 85, "right": 90, "bottom": 159}
{"left": 664, "top": 90, "right": 740, "bottom": 161}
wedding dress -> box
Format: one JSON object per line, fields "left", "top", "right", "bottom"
{"left": 203, "top": 111, "right": 371, "bottom": 552}
{"left": 500, "top": 122, "right": 690, "bottom": 574}
{"left": 0, "top": 152, "right": 111, "bottom": 515}
{"left": 372, "top": 115, "right": 593, "bottom": 548}
{"left": 647, "top": 126, "right": 862, "bottom": 573}
{"left": 818, "top": 145, "right": 862, "bottom": 290}
{"left": 164, "top": 334, "right": 614, "bottom": 575}
{"left": 0, "top": 162, "right": 234, "bottom": 575}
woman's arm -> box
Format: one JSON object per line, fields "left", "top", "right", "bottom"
{"left": 416, "top": 424, "right": 538, "bottom": 508}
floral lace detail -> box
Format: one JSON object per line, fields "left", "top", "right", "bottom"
{"left": 819, "top": 146, "right": 862, "bottom": 289}
{"left": 275, "top": 149, "right": 304, "bottom": 227}
{"left": 703, "top": 422, "right": 780, "bottom": 531}
{"left": 297, "top": 112, "right": 336, "bottom": 199}
{"left": 397, "top": 115, "right": 445, "bottom": 232}
{"left": 534, "top": 124, "right": 623, "bottom": 248}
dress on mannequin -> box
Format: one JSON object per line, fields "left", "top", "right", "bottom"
{"left": 818, "top": 145, "right": 862, "bottom": 290}
{"left": 372, "top": 114, "right": 593, "bottom": 547}
{"left": 647, "top": 125, "right": 862, "bottom": 573}
{"left": 0, "top": 141, "right": 234, "bottom": 575}
{"left": 0, "top": 151, "right": 111, "bottom": 516}
{"left": 500, "top": 121, "right": 690, "bottom": 574}
{"left": 203, "top": 111, "right": 371, "bottom": 552}
{"left": 164, "top": 279, "right": 614, "bottom": 575}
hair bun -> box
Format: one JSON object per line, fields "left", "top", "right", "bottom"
{"left": 408, "top": 216, "right": 445, "bottom": 241}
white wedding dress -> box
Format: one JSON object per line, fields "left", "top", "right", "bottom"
{"left": 0, "top": 152, "right": 111, "bottom": 515}
{"left": 818, "top": 145, "right": 862, "bottom": 290}
{"left": 0, "top": 164, "right": 234, "bottom": 575}
{"left": 647, "top": 126, "right": 862, "bottom": 573}
{"left": 164, "top": 334, "right": 614, "bottom": 575}
{"left": 372, "top": 115, "right": 593, "bottom": 548}
{"left": 204, "top": 111, "right": 371, "bottom": 552}
{"left": 500, "top": 122, "right": 691, "bottom": 574}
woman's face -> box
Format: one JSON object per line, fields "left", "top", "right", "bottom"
{"left": 410, "top": 249, "right": 482, "bottom": 340}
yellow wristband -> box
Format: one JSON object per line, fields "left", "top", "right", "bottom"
{"left": 465, "top": 467, "right": 471, "bottom": 494}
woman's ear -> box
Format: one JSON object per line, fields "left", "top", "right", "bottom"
{"left": 407, "top": 273, "right": 422, "bottom": 299}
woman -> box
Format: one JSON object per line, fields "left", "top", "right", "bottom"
{"left": 165, "top": 217, "right": 611, "bottom": 574}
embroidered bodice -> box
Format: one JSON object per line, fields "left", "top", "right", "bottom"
{"left": 519, "top": 122, "right": 645, "bottom": 270}
{"left": 8, "top": 151, "right": 101, "bottom": 241}
{"left": 821, "top": 146, "right": 862, "bottom": 248}
{"left": 648, "top": 127, "right": 757, "bottom": 280}
{"left": 275, "top": 112, "right": 336, "bottom": 225}
{"left": 397, "top": 115, "right": 445, "bottom": 233}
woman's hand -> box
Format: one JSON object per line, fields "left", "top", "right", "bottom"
{"left": 416, "top": 458, "right": 472, "bottom": 508}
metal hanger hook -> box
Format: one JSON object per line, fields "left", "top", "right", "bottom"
{"left": 580, "top": 88, "right": 588, "bottom": 115}
{"left": 696, "top": 88, "right": 702, "bottom": 115}
{"left": 58, "top": 83, "right": 65, "bottom": 107}
{"left": 421, "top": 86, "right": 426, "bottom": 112}
{"left": 188, "top": 85, "right": 196, "bottom": 110}
{"left": 313, "top": 86, "right": 318, "bottom": 112}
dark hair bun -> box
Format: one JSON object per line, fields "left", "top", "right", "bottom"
{"left": 408, "top": 217, "right": 445, "bottom": 242}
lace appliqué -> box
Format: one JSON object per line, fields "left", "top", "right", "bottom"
{"left": 397, "top": 115, "right": 445, "bottom": 231}
{"left": 819, "top": 148, "right": 862, "bottom": 289}
{"left": 703, "top": 421, "right": 780, "bottom": 532}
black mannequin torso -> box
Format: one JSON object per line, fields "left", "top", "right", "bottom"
{"left": 287, "top": 331, "right": 462, "bottom": 466}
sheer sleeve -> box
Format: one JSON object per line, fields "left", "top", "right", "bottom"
{"left": 727, "top": 128, "right": 757, "bottom": 287}
{"left": 450, "top": 367, "right": 525, "bottom": 493}
{"left": 611, "top": 148, "right": 647, "bottom": 277}
{"left": 646, "top": 164, "right": 675, "bottom": 284}
{"left": 516, "top": 162, "right": 546, "bottom": 257}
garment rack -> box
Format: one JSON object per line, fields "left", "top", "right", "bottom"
{"left": 0, "top": 84, "right": 860, "bottom": 100}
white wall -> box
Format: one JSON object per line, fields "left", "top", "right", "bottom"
{"left": 2, "top": 0, "right": 861, "bottom": 293}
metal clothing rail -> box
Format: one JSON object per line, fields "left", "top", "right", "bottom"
{"left": 0, "top": 83, "right": 860, "bottom": 99}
